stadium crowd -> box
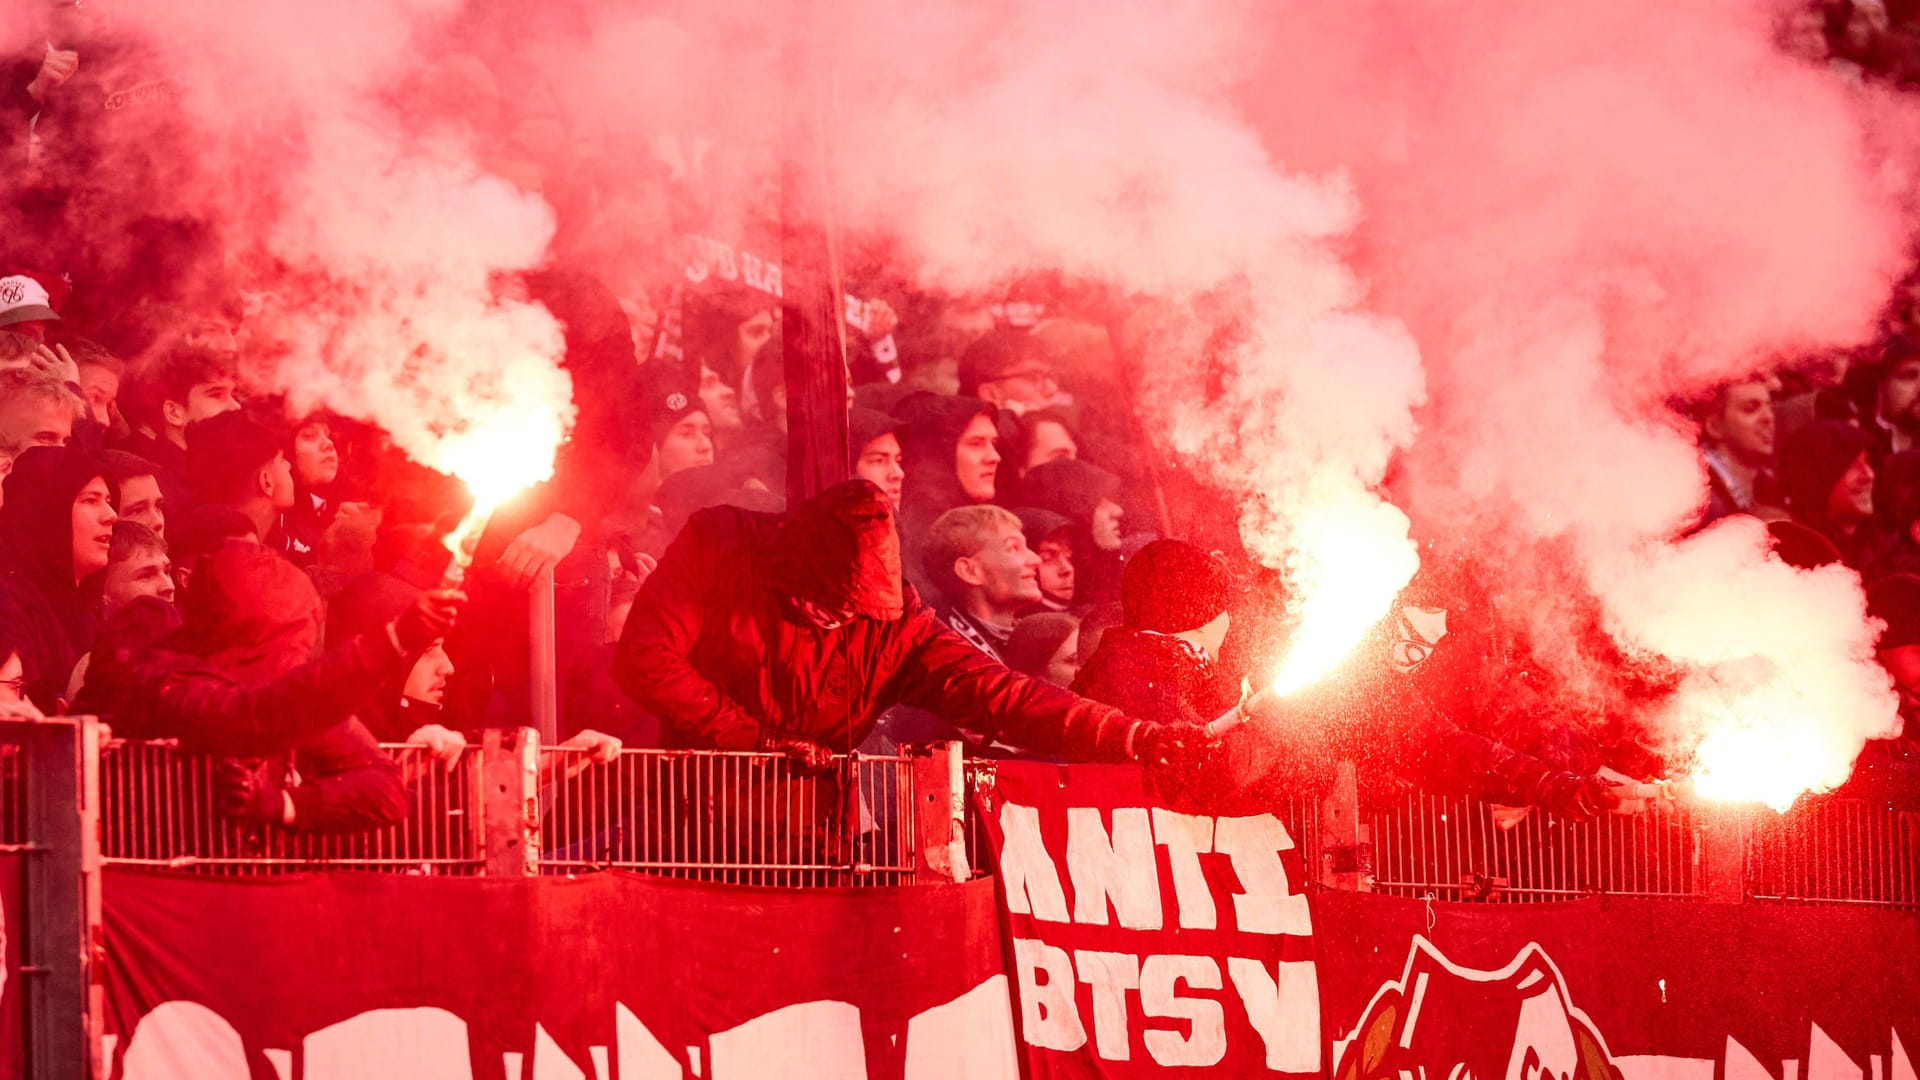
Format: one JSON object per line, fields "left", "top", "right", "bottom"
{"left": 0, "top": 0, "right": 1916, "bottom": 843}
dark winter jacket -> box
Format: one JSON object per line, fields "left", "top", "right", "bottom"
{"left": 0, "top": 447, "right": 111, "bottom": 710}
{"left": 611, "top": 481, "right": 1144, "bottom": 760}
{"left": 893, "top": 395, "right": 997, "bottom": 587}
{"left": 1074, "top": 629, "right": 1237, "bottom": 729}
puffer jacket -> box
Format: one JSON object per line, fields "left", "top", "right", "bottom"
{"left": 612, "top": 481, "right": 1143, "bottom": 760}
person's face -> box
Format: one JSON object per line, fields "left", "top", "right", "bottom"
{"left": 0, "top": 394, "right": 73, "bottom": 459}
{"left": 1091, "top": 497, "right": 1125, "bottom": 551}
{"left": 1025, "top": 419, "right": 1078, "bottom": 473}
{"left": 736, "top": 310, "right": 776, "bottom": 370}
{"left": 1035, "top": 535, "right": 1075, "bottom": 604}
{"left": 980, "top": 363, "right": 1059, "bottom": 412}
{"left": 1881, "top": 358, "right": 1920, "bottom": 432}
{"left": 292, "top": 421, "right": 338, "bottom": 488}
{"left": 403, "top": 642, "right": 455, "bottom": 706}
{"left": 699, "top": 366, "right": 743, "bottom": 433}
{"left": 1882, "top": 644, "right": 1920, "bottom": 697}
{"left": 959, "top": 521, "right": 1041, "bottom": 609}
{"left": 657, "top": 412, "right": 715, "bottom": 479}
{"left": 115, "top": 473, "right": 164, "bottom": 537}
{"left": 102, "top": 545, "right": 174, "bottom": 613}
{"left": 183, "top": 378, "right": 241, "bottom": 425}
{"left": 856, "top": 432, "right": 906, "bottom": 505}
{"left": 955, "top": 414, "right": 1001, "bottom": 502}
{"left": 1044, "top": 628, "right": 1081, "bottom": 688}
{"left": 1190, "top": 610, "right": 1232, "bottom": 659}
{"left": 70, "top": 476, "right": 117, "bottom": 579}
{"left": 1707, "top": 380, "right": 1774, "bottom": 463}
{"left": 0, "top": 653, "right": 21, "bottom": 704}
{"left": 266, "top": 451, "right": 296, "bottom": 511}
{"left": 1828, "top": 451, "right": 1876, "bottom": 525}
{"left": 76, "top": 363, "right": 119, "bottom": 426}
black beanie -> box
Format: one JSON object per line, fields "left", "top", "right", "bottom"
{"left": 1121, "top": 539, "right": 1232, "bottom": 634}
{"left": 1766, "top": 519, "right": 1843, "bottom": 570}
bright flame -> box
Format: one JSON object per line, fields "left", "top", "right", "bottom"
{"left": 1268, "top": 498, "right": 1420, "bottom": 695}
{"left": 429, "top": 402, "right": 569, "bottom": 573}
{"left": 1685, "top": 695, "right": 1847, "bottom": 813}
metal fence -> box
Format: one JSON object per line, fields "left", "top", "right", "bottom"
{"left": 1748, "top": 796, "right": 1920, "bottom": 908}
{"left": 1366, "top": 787, "right": 1701, "bottom": 902}
{"left": 538, "top": 747, "right": 919, "bottom": 886}
{"left": 59, "top": 731, "right": 1920, "bottom": 909}
{"left": 99, "top": 740, "right": 485, "bottom": 875}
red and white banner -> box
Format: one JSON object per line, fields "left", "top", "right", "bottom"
{"left": 973, "top": 760, "right": 1920, "bottom": 1079}
{"left": 973, "top": 762, "right": 1321, "bottom": 1076}
{"left": 101, "top": 868, "right": 1014, "bottom": 1080}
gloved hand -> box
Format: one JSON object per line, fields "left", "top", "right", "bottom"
{"left": 761, "top": 734, "right": 835, "bottom": 775}
{"left": 1534, "top": 771, "right": 1624, "bottom": 821}
{"left": 391, "top": 589, "right": 468, "bottom": 654}
{"left": 215, "top": 759, "right": 292, "bottom": 826}
{"left": 1130, "top": 721, "right": 1220, "bottom": 773}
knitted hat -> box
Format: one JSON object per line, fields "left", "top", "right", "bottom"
{"left": 957, "top": 327, "right": 1049, "bottom": 398}
{"left": 1012, "top": 507, "right": 1072, "bottom": 550}
{"left": 1869, "top": 573, "right": 1920, "bottom": 651}
{"left": 1121, "top": 539, "right": 1232, "bottom": 634}
{"left": 1004, "top": 612, "right": 1080, "bottom": 680}
{"left": 184, "top": 410, "right": 284, "bottom": 504}
{"left": 1015, "top": 458, "right": 1121, "bottom": 526}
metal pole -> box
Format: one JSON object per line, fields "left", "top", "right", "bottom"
{"left": 1317, "top": 759, "right": 1371, "bottom": 891}
{"left": 780, "top": 44, "right": 851, "bottom": 506}
{"left": 9, "top": 716, "right": 98, "bottom": 1079}
{"left": 481, "top": 728, "right": 540, "bottom": 878}
{"left": 911, "top": 742, "right": 969, "bottom": 884}
{"left": 528, "top": 569, "right": 558, "bottom": 746}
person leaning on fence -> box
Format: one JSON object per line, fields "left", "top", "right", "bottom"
{"left": 611, "top": 479, "right": 1207, "bottom": 856}
{"left": 76, "top": 541, "right": 466, "bottom": 832}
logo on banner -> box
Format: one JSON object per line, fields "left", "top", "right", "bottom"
{"left": 1331, "top": 938, "right": 1619, "bottom": 1080}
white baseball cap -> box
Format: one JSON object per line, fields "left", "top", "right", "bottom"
{"left": 0, "top": 275, "right": 59, "bottom": 328}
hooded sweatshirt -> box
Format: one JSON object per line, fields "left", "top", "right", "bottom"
{"left": 1014, "top": 457, "right": 1128, "bottom": 605}
{"left": 0, "top": 446, "right": 111, "bottom": 710}
{"left": 893, "top": 394, "right": 998, "bottom": 593}
{"left": 1780, "top": 421, "right": 1886, "bottom": 567}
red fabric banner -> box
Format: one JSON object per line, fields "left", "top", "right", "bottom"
{"left": 973, "top": 761, "right": 1322, "bottom": 1076}
{"left": 101, "top": 868, "right": 1014, "bottom": 1079}
{"left": 973, "top": 761, "right": 1920, "bottom": 1080}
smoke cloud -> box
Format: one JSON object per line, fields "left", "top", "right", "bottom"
{"left": 5, "top": 0, "right": 1915, "bottom": 797}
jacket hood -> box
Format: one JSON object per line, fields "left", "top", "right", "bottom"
{"left": 1015, "top": 458, "right": 1120, "bottom": 525}
{"left": 0, "top": 445, "right": 111, "bottom": 591}
{"left": 1779, "top": 421, "right": 1871, "bottom": 522}
{"left": 174, "top": 540, "right": 323, "bottom": 682}
{"left": 894, "top": 394, "right": 996, "bottom": 518}
{"left": 767, "top": 479, "right": 905, "bottom": 621}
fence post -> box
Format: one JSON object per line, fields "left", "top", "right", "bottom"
{"left": 1316, "top": 760, "right": 1371, "bottom": 891}
{"left": 1698, "top": 804, "right": 1753, "bottom": 903}
{"left": 911, "top": 742, "right": 969, "bottom": 884}
{"left": 481, "top": 728, "right": 540, "bottom": 878}
{"left": 528, "top": 570, "right": 559, "bottom": 746}
{"left": 9, "top": 717, "right": 101, "bottom": 1079}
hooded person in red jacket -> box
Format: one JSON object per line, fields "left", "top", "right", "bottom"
{"left": 613, "top": 479, "right": 1193, "bottom": 769}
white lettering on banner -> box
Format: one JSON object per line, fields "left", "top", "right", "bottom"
{"left": 1067, "top": 807, "right": 1163, "bottom": 929}
{"left": 302, "top": 1006, "right": 473, "bottom": 1078}
{"left": 999, "top": 801, "right": 1070, "bottom": 921}
{"left": 1074, "top": 950, "right": 1142, "bottom": 1060}
{"left": 1012, "top": 937, "right": 1089, "bottom": 1051}
{"left": 710, "top": 1001, "right": 867, "bottom": 1079}
{"left": 1150, "top": 808, "right": 1217, "bottom": 930}
{"left": 1140, "top": 955, "right": 1228, "bottom": 1068}
{"left": 902, "top": 976, "right": 1021, "bottom": 1080}
{"left": 1214, "top": 814, "right": 1312, "bottom": 936}
{"left": 1228, "top": 957, "right": 1323, "bottom": 1072}
{"left": 119, "top": 1001, "right": 250, "bottom": 1079}
{"left": 114, "top": 986, "right": 1021, "bottom": 1079}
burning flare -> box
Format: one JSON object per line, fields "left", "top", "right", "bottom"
{"left": 1269, "top": 498, "right": 1420, "bottom": 696}
{"left": 434, "top": 401, "right": 570, "bottom": 578}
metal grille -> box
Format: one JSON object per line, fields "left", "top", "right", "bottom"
{"left": 1368, "top": 788, "right": 1700, "bottom": 901}
{"left": 1747, "top": 797, "right": 1920, "bottom": 909}
{"left": 538, "top": 748, "right": 919, "bottom": 886}
{"left": 99, "top": 740, "right": 484, "bottom": 874}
